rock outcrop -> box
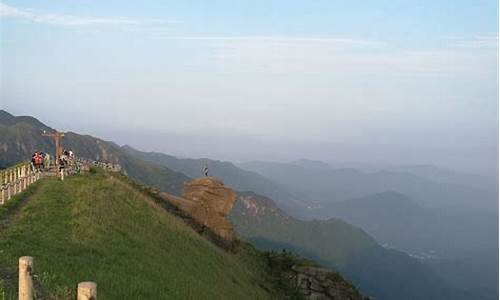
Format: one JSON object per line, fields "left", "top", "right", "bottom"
{"left": 182, "top": 177, "right": 237, "bottom": 240}
{"left": 292, "top": 266, "right": 367, "bottom": 300}
{"left": 164, "top": 177, "right": 237, "bottom": 241}
{"left": 267, "top": 252, "right": 369, "bottom": 300}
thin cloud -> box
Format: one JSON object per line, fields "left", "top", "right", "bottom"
{"left": 447, "top": 35, "right": 498, "bottom": 49}
{"left": 153, "top": 35, "right": 385, "bottom": 47}
{"left": 0, "top": 2, "right": 181, "bottom": 27}
{"left": 175, "top": 35, "right": 496, "bottom": 77}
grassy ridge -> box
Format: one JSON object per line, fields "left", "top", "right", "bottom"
{"left": 0, "top": 172, "right": 276, "bottom": 299}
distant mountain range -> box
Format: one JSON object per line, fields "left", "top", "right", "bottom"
{"left": 239, "top": 160, "right": 498, "bottom": 299}
{"left": 324, "top": 191, "right": 497, "bottom": 258}
{"left": 1, "top": 109, "right": 497, "bottom": 300}
{"left": 239, "top": 160, "right": 498, "bottom": 214}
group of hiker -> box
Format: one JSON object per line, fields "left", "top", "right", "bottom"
{"left": 31, "top": 149, "right": 76, "bottom": 180}
{"left": 31, "top": 151, "right": 50, "bottom": 172}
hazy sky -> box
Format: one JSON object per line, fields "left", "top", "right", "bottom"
{"left": 1, "top": 1, "right": 498, "bottom": 176}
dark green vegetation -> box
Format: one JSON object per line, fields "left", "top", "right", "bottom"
{"left": 0, "top": 171, "right": 317, "bottom": 299}
{"left": 231, "top": 192, "right": 378, "bottom": 268}
{"left": 230, "top": 192, "right": 456, "bottom": 300}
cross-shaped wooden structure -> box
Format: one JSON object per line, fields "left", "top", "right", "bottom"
{"left": 41, "top": 131, "right": 65, "bottom": 162}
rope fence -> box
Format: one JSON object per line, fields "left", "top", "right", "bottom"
{"left": 0, "top": 163, "right": 41, "bottom": 206}
{"left": 18, "top": 256, "right": 96, "bottom": 300}
{"left": 0, "top": 157, "right": 122, "bottom": 206}
{"left": 0, "top": 156, "right": 121, "bottom": 298}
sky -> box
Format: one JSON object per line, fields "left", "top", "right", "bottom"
{"left": 0, "top": 0, "right": 498, "bottom": 177}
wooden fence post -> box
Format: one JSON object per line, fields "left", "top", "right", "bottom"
{"left": 7, "top": 182, "right": 11, "bottom": 201}
{"left": 28, "top": 168, "right": 33, "bottom": 185}
{"left": 11, "top": 172, "right": 14, "bottom": 197}
{"left": 13, "top": 169, "right": 17, "bottom": 196}
{"left": 16, "top": 168, "right": 20, "bottom": 194}
{"left": 19, "top": 256, "right": 34, "bottom": 300}
{"left": 0, "top": 171, "right": 4, "bottom": 205}
{"left": 23, "top": 166, "right": 27, "bottom": 190}
{"left": 16, "top": 168, "right": 20, "bottom": 195}
{"left": 77, "top": 282, "right": 97, "bottom": 300}
{"left": 2, "top": 171, "right": 8, "bottom": 202}
{"left": 18, "top": 168, "right": 22, "bottom": 193}
{"left": 18, "top": 167, "right": 23, "bottom": 193}
{"left": 14, "top": 169, "right": 17, "bottom": 195}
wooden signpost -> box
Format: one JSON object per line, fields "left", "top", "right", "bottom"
{"left": 41, "top": 131, "right": 65, "bottom": 162}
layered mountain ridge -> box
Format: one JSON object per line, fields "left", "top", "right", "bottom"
{"left": 0, "top": 109, "right": 496, "bottom": 300}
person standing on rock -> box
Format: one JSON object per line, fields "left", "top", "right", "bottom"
{"left": 203, "top": 164, "right": 209, "bottom": 177}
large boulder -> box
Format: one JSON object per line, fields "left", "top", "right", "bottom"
{"left": 181, "top": 177, "right": 237, "bottom": 240}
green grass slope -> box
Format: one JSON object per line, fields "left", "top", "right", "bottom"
{"left": 0, "top": 172, "right": 277, "bottom": 299}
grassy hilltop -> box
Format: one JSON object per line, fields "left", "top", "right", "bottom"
{"left": 0, "top": 170, "right": 365, "bottom": 299}
{"left": 0, "top": 171, "right": 282, "bottom": 299}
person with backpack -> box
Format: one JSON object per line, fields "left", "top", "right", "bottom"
{"left": 58, "top": 154, "right": 67, "bottom": 181}
{"left": 33, "top": 152, "right": 43, "bottom": 172}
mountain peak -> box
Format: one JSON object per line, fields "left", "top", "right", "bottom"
{"left": 0, "top": 109, "right": 15, "bottom": 122}
{"left": 0, "top": 110, "right": 52, "bottom": 131}
{"left": 291, "top": 159, "right": 330, "bottom": 169}
{"left": 121, "top": 144, "right": 137, "bottom": 152}
{"left": 0, "top": 109, "right": 18, "bottom": 126}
